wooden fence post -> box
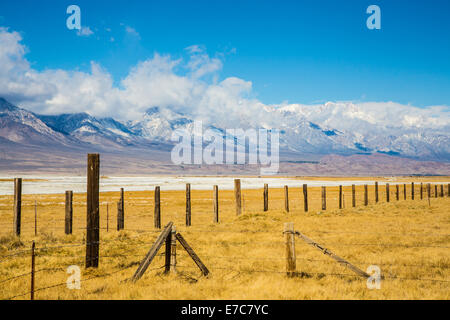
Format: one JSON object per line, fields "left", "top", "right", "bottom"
{"left": 302, "top": 184, "right": 308, "bottom": 212}
{"left": 440, "top": 184, "right": 444, "bottom": 197}
{"left": 284, "top": 222, "right": 296, "bottom": 277}
{"left": 106, "top": 203, "right": 109, "bottom": 232}
{"left": 420, "top": 183, "right": 423, "bottom": 200}
{"left": 14, "top": 178, "right": 22, "bottom": 236}
{"left": 154, "top": 186, "right": 161, "bottom": 229}
{"left": 116, "top": 201, "right": 122, "bottom": 231}
{"left": 186, "top": 183, "right": 191, "bottom": 226}
{"left": 403, "top": 184, "right": 407, "bottom": 200}
{"left": 435, "top": 185, "right": 438, "bottom": 198}
{"left": 234, "top": 179, "right": 242, "bottom": 216}
{"left": 284, "top": 186, "right": 289, "bottom": 212}
{"left": 213, "top": 185, "right": 219, "bottom": 223}
{"left": 30, "top": 241, "right": 35, "bottom": 300}
{"left": 352, "top": 184, "right": 356, "bottom": 207}
{"left": 339, "top": 185, "right": 343, "bottom": 209}
{"left": 263, "top": 184, "right": 269, "bottom": 211}
{"left": 427, "top": 183, "right": 431, "bottom": 199}
{"left": 34, "top": 200, "right": 37, "bottom": 236}
{"left": 321, "top": 186, "right": 326, "bottom": 210}
{"left": 65, "top": 191, "right": 73, "bottom": 235}
{"left": 411, "top": 182, "right": 415, "bottom": 200}
{"left": 165, "top": 225, "right": 176, "bottom": 273}
{"left": 386, "top": 183, "right": 390, "bottom": 203}
{"left": 375, "top": 182, "right": 379, "bottom": 203}
{"left": 119, "top": 188, "right": 125, "bottom": 229}
{"left": 364, "top": 184, "right": 368, "bottom": 206}
{"left": 448, "top": 183, "right": 450, "bottom": 197}
{"left": 396, "top": 184, "right": 399, "bottom": 201}
{"left": 86, "top": 153, "right": 100, "bottom": 269}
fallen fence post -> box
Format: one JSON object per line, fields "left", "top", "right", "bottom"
{"left": 321, "top": 186, "right": 326, "bottom": 210}
{"left": 154, "top": 186, "right": 161, "bottom": 229}
{"left": 213, "top": 185, "right": 219, "bottom": 223}
{"left": 284, "top": 185, "right": 289, "bottom": 212}
{"left": 186, "top": 183, "right": 191, "bottom": 226}
{"left": 86, "top": 153, "right": 100, "bottom": 269}
{"left": 14, "top": 178, "right": 22, "bottom": 236}
{"left": 294, "top": 230, "right": 369, "bottom": 278}
{"left": 132, "top": 222, "right": 174, "bottom": 282}
{"left": 234, "top": 179, "right": 242, "bottom": 216}
{"left": 263, "top": 183, "right": 269, "bottom": 211}
{"left": 303, "top": 184, "right": 308, "bottom": 212}
{"left": 364, "top": 184, "right": 368, "bottom": 206}
{"left": 352, "top": 184, "right": 356, "bottom": 207}
{"left": 284, "top": 222, "right": 296, "bottom": 277}
{"left": 176, "top": 233, "right": 209, "bottom": 276}
{"left": 65, "top": 191, "right": 73, "bottom": 235}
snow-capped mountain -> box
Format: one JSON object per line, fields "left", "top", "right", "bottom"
{"left": 0, "top": 97, "right": 449, "bottom": 163}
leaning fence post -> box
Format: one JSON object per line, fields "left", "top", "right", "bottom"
{"left": 321, "top": 186, "right": 326, "bottom": 210}
{"left": 411, "top": 182, "right": 415, "bottom": 200}
{"left": 263, "top": 184, "right": 269, "bottom": 211}
{"left": 386, "top": 183, "right": 390, "bottom": 203}
{"left": 213, "top": 185, "right": 219, "bottom": 223}
{"left": 154, "top": 186, "right": 161, "bottom": 229}
{"left": 284, "top": 222, "right": 296, "bottom": 277}
{"left": 65, "top": 191, "right": 73, "bottom": 235}
{"left": 302, "top": 184, "right": 308, "bottom": 212}
{"left": 352, "top": 184, "right": 356, "bottom": 207}
{"left": 86, "top": 153, "right": 100, "bottom": 269}
{"left": 364, "top": 184, "right": 368, "bottom": 206}
{"left": 375, "top": 182, "right": 379, "bottom": 203}
{"left": 14, "top": 178, "right": 22, "bottom": 236}
{"left": 284, "top": 186, "right": 289, "bottom": 212}
{"left": 30, "top": 241, "right": 35, "bottom": 300}
{"left": 234, "top": 179, "right": 242, "bottom": 216}
{"left": 186, "top": 183, "right": 191, "bottom": 226}
{"left": 339, "top": 185, "right": 343, "bottom": 209}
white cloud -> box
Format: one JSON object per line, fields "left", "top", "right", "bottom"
{"left": 0, "top": 27, "right": 448, "bottom": 135}
{"left": 76, "top": 26, "right": 94, "bottom": 37}
{"left": 124, "top": 26, "right": 140, "bottom": 39}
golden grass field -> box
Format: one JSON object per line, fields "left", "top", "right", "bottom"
{"left": 0, "top": 180, "right": 449, "bottom": 300}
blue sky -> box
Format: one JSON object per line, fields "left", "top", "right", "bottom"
{"left": 0, "top": 0, "right": 449, "bottom": 107}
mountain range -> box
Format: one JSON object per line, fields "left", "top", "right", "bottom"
{"left": 0, "top": 97, "right": 449, "bottom": 175}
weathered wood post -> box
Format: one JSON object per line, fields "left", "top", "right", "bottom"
{"left": 395, "top": 184, "right": 399, "bottom": 201}
{"left": 165, "top": 225, "right": 176, "bottom": 273}
{"left": 375, "top": 182, "right": 379, "bottom": 203}
{"left": 65, "top": 191, "right": 73, "bottom": 235}
{"left": 448, "top": 183, "right": 450, "bottom": 197}
{"left": 411, "top": 182, "right": 415, "bottom": 200}
{"left": 321, "top": 186, "right": 326, "bottom": 210}
{"left": 435, "top": 185, "right": 438, "bottom": 198}
{"left": 339, "top": 185, "right": 343, "bottom": 209}
{"left": 213, "top": 185, "right": 219, "bottom": 223}
{"left": 302, "top": 184, "right": 308, "bottom": 212}
{"left": 234, "top": 179, "right": 242, "bottom": 216}
{"left": 30, "top": 241, "right": 35, "bottom": 300}
{"left": 284, "top": 222, "right": 296, "bottom": 277}
{"left": 386, "top": 183, "right": 390, "bottom": 203}
{"left": 263, "top": 183, "right": 269, "bottom": 212}
{"left": 106, "top": 203, "right": 109, "bottom": 232}
{"left": 364, "top": 184, "right": 368, "bottom": 206}
{"left": 440, "top": 184, "right": 444, "bottom": 197}
{"left": 34, "top": 200, "right": 37, "bottom": 236}
{"left": 352, "top": 184, "right": 356, "bottom": 207}
{"left": 403, "top": 184, "right": 407, "bottom": 200}
{"left": 154, "top": 186, "right": 161, "bottom": 229}
{"left": 13, "top": 178, "right": 22, "bottom": 236}
{"left": 119, "top": 188, "right": 125, "bottom": 230}
{"left": 186, "top": 183, "right": 191, "bottom": 226}
{"left": 427, "top": 183, "right": 431, "bottom": 199}
{"left": 284, "top": 186, "right": 289, "bottom": 212}
{"left": 86, "top": 153, "right": 100, "bottom": 268}
{"left": 420, "top": 183, "right": 423, "bottom": 200}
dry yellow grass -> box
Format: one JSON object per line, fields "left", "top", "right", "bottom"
{"left": 0, "top": 182, "right": 449, "bottom": 300}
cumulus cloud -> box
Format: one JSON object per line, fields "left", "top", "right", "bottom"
{"left": 0, "top": 27, "right": 448, "bottom": 134}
